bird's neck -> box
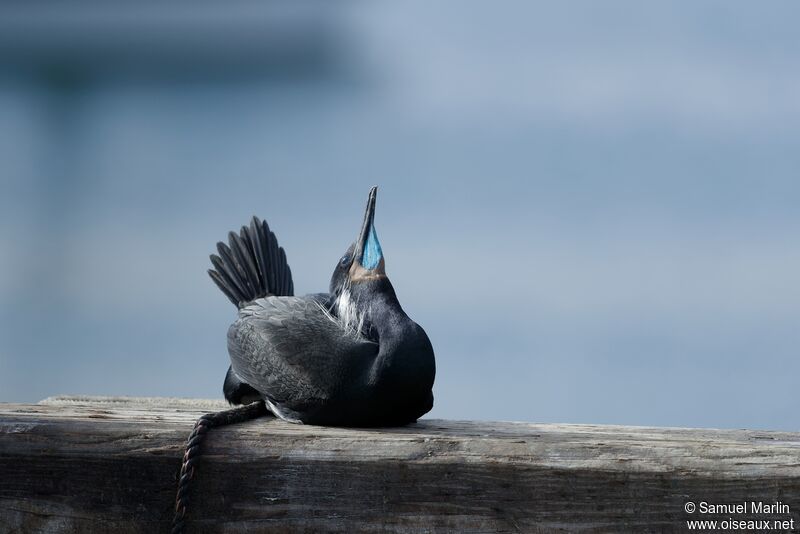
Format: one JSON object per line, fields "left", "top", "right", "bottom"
{"left": 346, "top": 280, "right": 435, "bottom": 402}
{"left": 363, "top": 287, "right": 410, "bottom": 338}
{"left": 365, "top": 289, "right": 434, "bottom": 388}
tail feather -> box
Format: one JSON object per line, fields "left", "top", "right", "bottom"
{"left": 279, "top": 247, "right": 293, "bottom": 296}
{"left": 208, "top": 216, "right": 294, "bottom": 307}
{"left": 209, "top": 253, "right": 248, "bottom": 303}
{"left": 208, "top": 268, "right": 242, "bottom": 305}
{"left": 229, "top": 231, "right": 259, "bottom": 297}
{"left": 238, "top": 224, "right": 257, "bottom": 288}
{"left": 251, "top": 217, "right": 275, "bottom": 296}
{"left": 218, "top": 242, "right": 251, "bottom": 296}
{"left": 265, "top": 222, "right": 280, "bottom": 296}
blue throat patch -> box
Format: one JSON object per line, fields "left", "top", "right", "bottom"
{"left": 361, "top": 225, "right": 383, "bottom": 270}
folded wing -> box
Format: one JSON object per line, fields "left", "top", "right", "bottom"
{"left": 227, "top": 296, "right": 379, "bottom": 418}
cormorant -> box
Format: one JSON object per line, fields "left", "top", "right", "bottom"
{"left": 208, "top": 186, "right": 436, "bottom": 426}
{"left": 173, "top": 187, "right": 436, "bottom": 532}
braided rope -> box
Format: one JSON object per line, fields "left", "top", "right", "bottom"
{"left": 171, "top": 401, "right": 268, "bottom": 534}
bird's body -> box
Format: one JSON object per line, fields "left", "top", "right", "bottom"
{"left": 209, "top": 187, "right": 435, "bottom": 427}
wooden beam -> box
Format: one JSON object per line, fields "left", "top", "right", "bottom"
{"left": 1, "top": 396, "right": 799, "bottom": 532}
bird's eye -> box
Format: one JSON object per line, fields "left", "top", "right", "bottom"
{"left": 340, "top": 255, "right": 350, "bottom": 266}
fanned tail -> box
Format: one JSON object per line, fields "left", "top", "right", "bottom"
{"left": 208, "top": 216, "right": 294, "bottom": 307}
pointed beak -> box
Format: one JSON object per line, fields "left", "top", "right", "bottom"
{"left": 353, "top": 186, "right": 384, "bottom": 273}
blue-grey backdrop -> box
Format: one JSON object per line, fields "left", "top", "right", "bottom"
{"left": 1, "top": 1, "right": 798, "bottom": 430}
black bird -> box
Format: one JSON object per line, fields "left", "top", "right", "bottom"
{"left": 208, "top": 186, "right": 436, "bottom": 426}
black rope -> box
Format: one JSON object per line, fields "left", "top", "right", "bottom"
{"left": 171, "top": 401, "right": 268, "bottom": 534}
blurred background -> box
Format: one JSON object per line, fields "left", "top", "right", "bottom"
{"left": 1, "top": 1, "right": 798, "bottom": 430}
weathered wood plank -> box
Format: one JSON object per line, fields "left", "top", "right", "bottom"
{"left": 1, "top": 396, "right": 799, "bottom": 533}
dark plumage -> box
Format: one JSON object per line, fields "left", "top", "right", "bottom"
{"left": 208, "top": 187, "right": 435, "bottom": 426}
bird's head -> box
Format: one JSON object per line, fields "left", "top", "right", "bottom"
{"left": 330, "top": 186, "right": 400, "bottom": 334}
{"left": 330, "top": 186, "right": 387, "bottom": 295}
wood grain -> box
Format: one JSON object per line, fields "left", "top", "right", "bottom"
{"left": 1, "top": 396, "right": 798, "bottom": 533}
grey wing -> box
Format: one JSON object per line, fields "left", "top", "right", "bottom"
{"left": 227, "top": 296, "right": 378, "bottom": 412}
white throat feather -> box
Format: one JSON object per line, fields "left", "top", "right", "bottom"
{"left": 334, "top": 285, "right": 366, "bottom": 339}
